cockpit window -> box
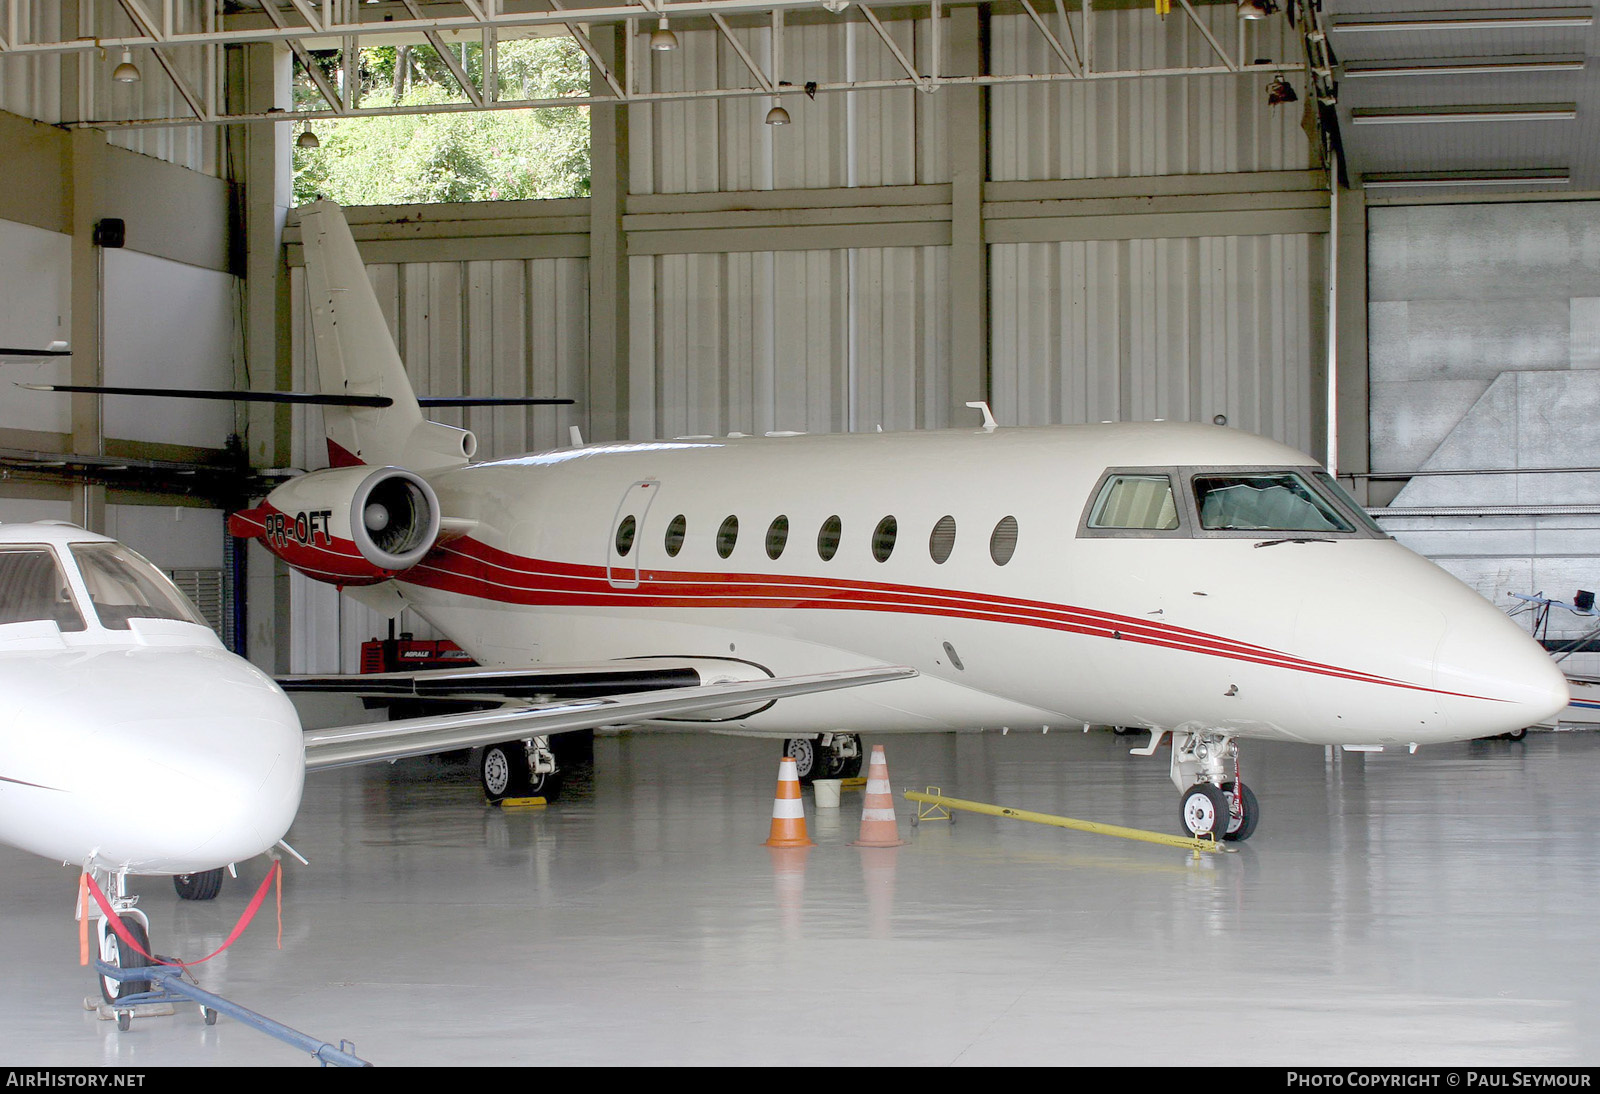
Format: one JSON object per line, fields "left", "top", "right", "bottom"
{"left": 1313, "top": 471, "right": 1390, "bottom": 537}
{"left": 69, "top": 542, "right": 205, "bottom": 630}
{"left": 1088, "top": 475, "right": 1180, "bottom": 530}
{"left": 0, "top": 546, "right": 85, "bottom": 631}
{"left": 1192, "top": 473, "right": 1354, "bottom": 533}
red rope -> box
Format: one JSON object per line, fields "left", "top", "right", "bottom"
{"left": 81, "top": 861, "right": 282, "bottom": 969}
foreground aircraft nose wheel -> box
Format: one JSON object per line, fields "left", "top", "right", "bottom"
{"left": 99, "top": 919, "right": 152, "bottom": 1005}
{"left": 1179, "top": 782, "right": 1230, "bottom": 840}
{"left": 481, "top": 741, "right": 560, "bottom": 803}
{"left": 173, "top": 867, "right": 225, "bottom": 901}
{"left": 1221, "top": 780, "right": 1259, "bottom": 842}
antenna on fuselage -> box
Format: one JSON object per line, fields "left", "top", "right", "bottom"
{"left": 966, "top": 401, "right": 998, "bottom": 432}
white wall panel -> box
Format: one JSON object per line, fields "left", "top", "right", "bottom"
{"left": 0, "top": 216, "right": 70, "bottom": 436}
{"left": 632, "top": 245, "right": 948, "bottom": 439}
{"left": 102, "top": 248, "right": 237, "bottom": 449}
{"left": 991, "top": 233, "right": 1324, "bottom": 454}
{"left": 630, "top": 19, "right": 946, "bottom": 194}
{"left": 990, "top": 9, "right": 1311, "bottom": 181}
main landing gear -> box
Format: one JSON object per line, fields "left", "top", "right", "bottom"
{"left": 173, "top": 867, "right": 225, "bottom": 901}
{"left": 481, "top": 735, "right": 561, "bottom": 803}
{"left": 1170, "top": 731, "right": 1259, "bottom": 842}
{"left": 783, "top": 733, "right": 864, "bottom": 783}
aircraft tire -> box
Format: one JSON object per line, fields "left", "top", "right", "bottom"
{"left": 99, "top": 919, "right": 152, "bottom": 1004}
{"left": 481, "top": 741, "right": 534, "bottom": 803}
{"left": 1178, "top": 782, "right": 1230, "bottom": 840}
{"left": 1221, "top": 781, "right": 1260, "bottom": 842}
{"left": 173, "top": 868, "right": 224, "bottom": 901}
{"left": 784, "top": 737, "right": 821, "bottom": 784}
{"left": 1505, "top": 726, "right": 1528, "bottom": 742}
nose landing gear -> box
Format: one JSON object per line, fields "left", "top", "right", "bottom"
{"left": 1170, "top": 731, "right": 1259, "bottom": 841}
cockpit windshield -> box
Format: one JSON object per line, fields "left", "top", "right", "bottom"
{"left": 69, "top": 542, "right": 205, "bottom": 630}
{"left": 0, "top": 546, "right": 86, "bottom": 631}
{"left": 1193, "top": 472, "right": 1354, "bottom": 533}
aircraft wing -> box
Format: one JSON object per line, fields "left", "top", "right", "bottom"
{"left": 279, "top": 657, "right": 720, "bottom": 703}
{"left": 302, "top": 665, "right": 916, "bottom": 770}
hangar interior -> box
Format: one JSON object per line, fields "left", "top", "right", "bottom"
{"left": 1, "top": 0, "right": 1600, "bottom": 1067}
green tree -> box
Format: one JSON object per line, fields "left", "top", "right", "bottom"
{"left": 292, "top": 38, "right": 590, "bottom": 206}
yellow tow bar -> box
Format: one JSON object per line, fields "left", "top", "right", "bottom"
{"left": 903, "top": 789, "right": 1224, "bottom": 856}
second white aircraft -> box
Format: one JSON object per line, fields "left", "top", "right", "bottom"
{"left": 231, "top": 199, "right": 1566, "bottom": 843}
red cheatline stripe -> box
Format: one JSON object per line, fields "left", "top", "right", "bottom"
{"left": 244, "top": 509, "right": 1495, "bottom": 702}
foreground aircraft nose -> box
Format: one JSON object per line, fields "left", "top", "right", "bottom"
{"left": 0, "top": 646, "right": 304, "bottom": 873}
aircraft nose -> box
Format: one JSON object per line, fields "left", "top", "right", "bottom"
{"left": 1433, "top": 607, "right": 1570, "bottom": 737}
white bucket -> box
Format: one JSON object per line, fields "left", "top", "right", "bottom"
{"left": 812, "top": 779, "right": 842, "bottom": 808}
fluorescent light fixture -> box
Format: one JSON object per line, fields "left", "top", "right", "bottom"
{"left": 1331, "top": 8, "right": 1594, "bottom": 33}
{"left": 1362, "top": 169, "right": 1570, "bottom": 188}
{"left": 1352, "top": 103, "right": 1577, "bottom": 123}
{"left": 1342, "top": 56, "right": 1585, "bottom": 78}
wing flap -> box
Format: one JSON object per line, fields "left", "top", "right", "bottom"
{"left": 302, "top": 665, "right": 916, "bottom": 770}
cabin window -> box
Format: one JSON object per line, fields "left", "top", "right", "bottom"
{"left": 70, "top": 542, "right": 205, "bottom": 629}
{"left": 664, "top": 514, "right": 687, "bottom": 557}
{"left": 716, "top": 516, "right": 740, "bottom": 559}
{"left": 929, "top": 516, "right": 956, "bottom": 564}
{"left": 817, "top": 515, "right": 842, "bottom": 562}
{"left": 1193, "top": 473, "right": 1354, "bottom": 534}
{"left": 990, "top": 516, "right": 1019, "bottom": 566}
{"left": 872, "top": 517, "right": 897, "bottom": 562}
{"left": 766, "top": 516, "right": 789, "bottom": 560}
{"left": 0, "top": 546, "right": 85, "bottom": 631}
{"left": 1088, "top": 475, "right": 1180, "bottom": 530}
{"left": 615, "top": 515, "right": 637, "bottom": 558}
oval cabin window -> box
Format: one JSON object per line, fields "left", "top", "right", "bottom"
{"left": 717, "top": 515, "right": 740, "bottom": 559}
{"left": 817, "top": 516, "right": 842, "bottom": 562}
{"left": 990, "top": 516, "right": 1019, "bottom": 565}
{"left": 615, "top": 515, "right": 637, "bottom": 558}
{"left": 929, "top": 515, "right": 956, "bottom": 564}
{"left": 872, "top": 516, "right": 897, "bottom": 562}
{"left": 664, "top": 514, "right": 686, "bottom": 557}
{"left": 766, "top": 516, "right": 789, "bottom": 560}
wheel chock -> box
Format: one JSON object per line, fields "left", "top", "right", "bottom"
{"left": 497, "top": 796, "right": 547, "bottom": 809}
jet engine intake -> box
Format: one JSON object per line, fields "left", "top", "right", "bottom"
{"left": 350, "top": 468, "right": 440, "bottom": 572}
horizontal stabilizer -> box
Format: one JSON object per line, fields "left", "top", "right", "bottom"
{"left": 302, "top": 665, "right": 917, "bottom": 770}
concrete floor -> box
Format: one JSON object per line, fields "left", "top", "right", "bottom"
{"left": 4, "top": 725, "right": 1599, "bottom": 1067}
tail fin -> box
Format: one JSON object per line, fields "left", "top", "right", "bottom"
{"left": 299, "top": 200, "right": 476, "bottom": 471}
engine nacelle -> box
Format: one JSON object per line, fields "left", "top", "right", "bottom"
{"left": 230, "top": 466, "right": 442, "bottom": 586}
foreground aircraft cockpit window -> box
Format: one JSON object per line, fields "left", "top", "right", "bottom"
{"left": 1192, "top": 472, "right": 1354, "bottom": 534}
{"left": 69, "top": 542, "right": 206, "bottom": 630}
{"left": 0, "top": 546, "right": 86, "bottom": 631}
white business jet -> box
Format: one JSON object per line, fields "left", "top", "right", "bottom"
{"left": 0, "top": 520, "right": 899, "bottom": 1003}
{"left": 228, "top": 200, "right": 1567, "bottom": 843}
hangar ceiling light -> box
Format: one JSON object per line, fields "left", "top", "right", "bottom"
{"left": 111, "top": 50, "right": 141, "bottom": 84}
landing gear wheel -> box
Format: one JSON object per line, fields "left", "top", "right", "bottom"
{"left": 481, "top": 742, "right": 560, "bottom": 803}
{"left": 99, "top": 919, "right": 152, "bottom": 1004}
{"left": 1221, "top": 780, "right": 1260, "bottom": 842}
{"left": 784, "top": 737, "right": 821, "bottom": 784}
{"left": 1505, "top": 726, "right": 1528, "bottom": 742}
{"left": 1179, "top": 782, "right": 1230, "bottom": 840}
{"left": 173, "top": 867, "right": 224, "bottom": 901}
{"left": 820, "top": 733, "right": 864, "bottom": 779}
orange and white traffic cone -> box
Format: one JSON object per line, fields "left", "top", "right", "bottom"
{"left": 764, "top": 756, "right": 814, "bottom": 847}
{"left": 851, "top": 745, "right": 907, "bottom": 847}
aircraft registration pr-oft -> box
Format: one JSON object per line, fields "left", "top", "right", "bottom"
{"left": 233, "top": 199, "right": 1567, "bottom": 844}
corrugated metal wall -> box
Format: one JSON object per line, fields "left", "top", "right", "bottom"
{"left": 990, "top": 232, "right": 1324, "bottom": 451}
{"left": 0, "top": 0, "right": 216, "bottom": 175}
{"left": 990, "top": 8, "right": 1310, "bottom": 180}
{"left": 630, "top": 245, "right": 950, "bottom": 439}
{"left": 288, "top": 256, "right": 589, "bottom": 672}
{"left": 630, "top": 18, "right": 948, "bottom": 193}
